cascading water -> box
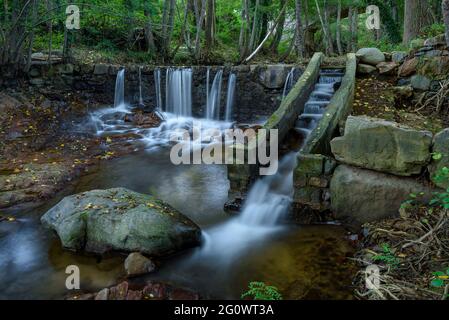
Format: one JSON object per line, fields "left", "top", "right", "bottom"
{"left": 205, "top": 70, "right": 224, "bottom": 120}
{"left": 165, "top": 68, "right": 193, "bottom": 117}
{"left": 138, "top": 66, "right": 144, "bottom": 106}
{"left": 225, "top": 73, "right": 236, "bottom": 122}
{"left": 114, "top": 69, "right": 125, "bottom": 109}
{"left": 154, "top": 68, "right": 162, "bottom": 111}
{"left": 196, "top": 68, "right": 345, "bottom": 263}
{"left": 282, "top": 67, "right": 296, "bottom": 99}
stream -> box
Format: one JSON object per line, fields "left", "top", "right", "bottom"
{"left": 0, "top": 67, "right": 356, "bottom": 300}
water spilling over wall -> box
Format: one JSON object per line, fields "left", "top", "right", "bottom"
{"left": 165, "top": 68, "right": 193, "bottom": 117}
{"left": 114, "top": 69, "right": 125, "bottom": 108}
{"left": 225, "top": 74, "right": 236, "bottom": 122}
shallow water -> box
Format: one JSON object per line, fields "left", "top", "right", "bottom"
{"left": 0, "top": 147, "right": 355, "bottom": 300}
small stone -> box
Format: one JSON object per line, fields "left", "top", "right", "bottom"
{"left": 376, "top": 62, "right": 398, "bottom": 75}
{"left": 398, "top": 57, "right": 419, "bottom": 77}
{"left": 357, "top": 63, "right": 377, "bottom": 74}
{"left": 356, "top": 48, "right": 386, "bottom": 65}
{"left": 95, "top": 288, "right": 109, "bottom": 300}
{"left": 124, "top": 252, "right": 156, "bottom": 277}
{"left": 410, "top": 75, "right": 431, "bottom": 91}
{"left": 391, "top": 51, "right": 407, "bottom": 64}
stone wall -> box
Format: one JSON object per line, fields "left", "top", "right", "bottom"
{"left": 21, "top": 62, "right": 301, "bottom": 123}
{"left": 293, "top": 53, "right": 357, "bottom": 213}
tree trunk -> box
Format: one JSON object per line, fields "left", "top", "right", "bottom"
{"left": 248, "top": 0, "right": 260, "bottom": 52}
{"left": 269, "top": 0, "right": 286, "bottom": 54}
{"left": 351, "top": 7, "right": 358, "bottom": 52}
{"left": 46, "top": 0, "right": 53, "bottom": 63}
{"left": 314, "top": 0, "right": 333, "bottom": 55}
{"left": 403, "top": 0, "right": 432, "bottom": 45}
{"left": 443, "top": 0, "right": 449, "bottom": 47}
{"left": 336, "top": 0, "right": 343, "bottom": 55}
{"left": 347, "top": 6, "right": 353, "bottom": 52}
{"left": 323, "top": 0, "right": 334, "bottom": 55}
{"left": 295, "top": 0, "right": 304, "bottom": 58}
{"left": 239, "top": 0, "right": 250, "bottom": 58}
{"left": 25, "top": 0, "right": 38, "bottom": 72}
{"left": 194, "top": 0, "right": 207, "bottom": 59}
{"left": 205, "top": 0, "right": 215, "bottom": 48}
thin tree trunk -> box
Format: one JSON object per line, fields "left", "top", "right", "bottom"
{"left": 351, "top": 6, "right": 358, "bottom": 52}
{"left": 194, "top": 0, "right": 207, "bottom": 59}
{"left": 25, "top": 0, "right": 38, "bottom": 72}
{"left": 205, "top": 0, "right": 215, "bottom": 48}
{"left": 314, "top": 0, "right": 332, "bottom": 55}
{"left": 347, "top": 6, "right": 353, "bottom": 52}
{"left": 443, "top": 0, "right": 449, "bottom": 47}
{"left": 46, "top": 0, "right": 53, "bottom": 64}
{"left": 336, "top": 0, "right": 343, "bottom": 55}
{"left": 269, "top": 0, "right": 286, "bottom": 54}
{"left": 248, "top": 0, "right": 260, "bottom": 52}
{"left": 323, "top": 0, "right": 334, "bottom": 55}
{"left": 295, "top": 0, "right": 304, "bottom": 58}
{"left": 403, "top": 0, "right": 432, "bottom": 45}
{"left": 239, "top": 0, "right": 249, "bottom": 58}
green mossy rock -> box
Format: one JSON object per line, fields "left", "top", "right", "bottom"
{"left": 41, "top": 188, "right": 201, "bottom": 255}
{"left": 330, "top": 116, "right": 432, "bottom": 176}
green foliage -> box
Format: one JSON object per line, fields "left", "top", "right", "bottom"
{"left": 241, "top": 282, "right": 283, "bottom": 300}
{"left": 421, "top": 24, "right": 446, "bottom": 39}
{"left": 372, "top": 243, "right": 400, "bottom": 269}
{"left": 430, "top": 160, "right": 449, "bottom": 209}
{"left": 430, "top": 268, "right": 449, "bottom": 289}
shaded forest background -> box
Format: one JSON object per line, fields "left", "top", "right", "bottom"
{"left": 1, "top": 0, "right": 449, "bottom": 71}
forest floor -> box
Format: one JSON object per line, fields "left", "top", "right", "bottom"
{"left": 352, "top": 75, "right": 447, "bottom": 133}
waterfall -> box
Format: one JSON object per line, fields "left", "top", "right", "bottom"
{"left": 154, "top": 68, "right": 162, "bottom": 111}
{"left": 205, "top": 70, "right": 223, "bottom": 120}
{"left": 114, "top": 69, "right": 125, "bottom": 109}
{"left": 282, "top": 67, "right": 296, "bottom": 99}
{"left": 206, "top": 67, "right": 210, "bottom": 116}
{"left": 165, "top": 68, "right": 192, "bottom": 117}
{"left": 225, "top": 73, "right": 236, "bottom": 122}
{"left": 138, "top": 66, "right": 144, "bottom": 106}
{"left": 196, "top": 68, "right": 345, "bottom": 262}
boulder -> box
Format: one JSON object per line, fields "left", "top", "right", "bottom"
{"left": 357, "top": 63, "right": 377, "bottom": 74}
{"left": 417, "top": 56, "right": 449, "bottom": 79}
{"left": 330, "top": 116, "right": 432, "bottom": 176}
{"left": 429, "top": 129, "right": 449, "bottom": 189}
{"left": 124, "top": 252, "right": 156, "bottom": 277}
{"left": 410, "top": 74, "right": 431, "bottom": 90}
{"left": 392, "top": 51, "right": 408, "bottom": 64}
{"left": 330, "top": 165, "right": 434, "bottom": 223}
{"left": 391, "top": 86, "right": 414, "bottom": 100}
{"left": 423, "top": 34, "right": 447, "bottom": 47}
{"left": 376, "top": 62, "right": 398, "bottom": 75}
{"left": 41, "top": 188, "right": 202, "bottom": 255}
{"left": 356, "top": 48, "right": 385, "bottom": 66}
{"left": 398, "top": 57, "right": 419, "bottom": 77}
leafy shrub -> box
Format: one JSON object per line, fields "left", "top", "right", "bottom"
{"left": 372, "top": 243, "right": 400, "bottom": 269}
{"left": 241, "top": 282, "right": 282, "bottom": 300}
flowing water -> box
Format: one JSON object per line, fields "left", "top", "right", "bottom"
{"left": 114, "top": 69, "right": 125, "bottom": 109}
{"left": 0, "top": 67, "right": 355, "bottom": 300}
{"left": 225, "top": 73, "right": 236, "bottom": 122}
{"left": 206, "top": 70, "right": 224, "bottom": 120}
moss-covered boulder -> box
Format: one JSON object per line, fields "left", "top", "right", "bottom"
{"left": 330, "top": 165, "right": 434, "bottom": 223}
{"left": 330, "top": 116, "right": 432, "bottom": 176}
{"left": 429, "top": 129, "right": 449, "bottom": 189}
{"left": 41, "top": 188, "right": 201, "bottom": 255}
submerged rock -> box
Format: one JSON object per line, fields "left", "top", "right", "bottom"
{"left": 330, "top": 116, "right": 432, "bottom": 176}
{"left": 41, "top": 188, "right": 201, "bottom": 255}
{"left": 124, "top": 252, "right": 156, "bottom": 277}
{"left": 330, "top": 165, "right": 434, "bottom": 223}
{"left": 356, "top": 48, "right": 385, "bottom": 66}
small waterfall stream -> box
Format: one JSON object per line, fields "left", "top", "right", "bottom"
{"left": 225, "top": 73, "right": 236, "bottom": 122}
{"left": 282, "top": 67, "right": 296, "bottom": 99}
{"left": 165, "top": 68, "right": 193, "bottom": 117}
{"left": 114, "top": 69, "right": 125, "bottom": 109}
{"left": 138, "top": 66, "right": 144, "bottom": 106}
{"left": 154, "top": 68, "right": 162, "bottom": 111}
{"left": 196, "top": 68, "right": 344, "bottom": 263}
{"left": 206, "top": 70, "right": 224, "bottom": 120}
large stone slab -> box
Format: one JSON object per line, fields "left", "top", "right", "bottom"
{"left": 330, "top": 165, "right": 433, "bottom": 223}
{"left": 429, "top": 129, "right": 449, "bottom": 189}
{"left": 356, "top": 48, "right": 385, "bottom": 66}
{"left": 330, "top": 116, "right": 432, "bottom": 176}
{"left": 41, "top": 188, "right": 201, "bottom": 255}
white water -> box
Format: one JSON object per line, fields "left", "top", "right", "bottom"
{"left": 165, "top": 68, "right": 192, "bottom": 117}
{"left": 282, "top": 67, "right": 296, "bottom": 99}
{"left": 206, "top": 70, "right": 224, "bottom": 120}
{"left": 196, "top": 69, "right": 344, "bottom": 263}
{"left": 138, "top": 66, "right": 144, "bottom": 106}
{"left": 154, "top": 68, "right": 162, "bottom": 111}
{"left": 114, "top": 69, "right": 125, "bottom": 109}
{"left": 225, "top": 73, "right": 236, "bottom": 122}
